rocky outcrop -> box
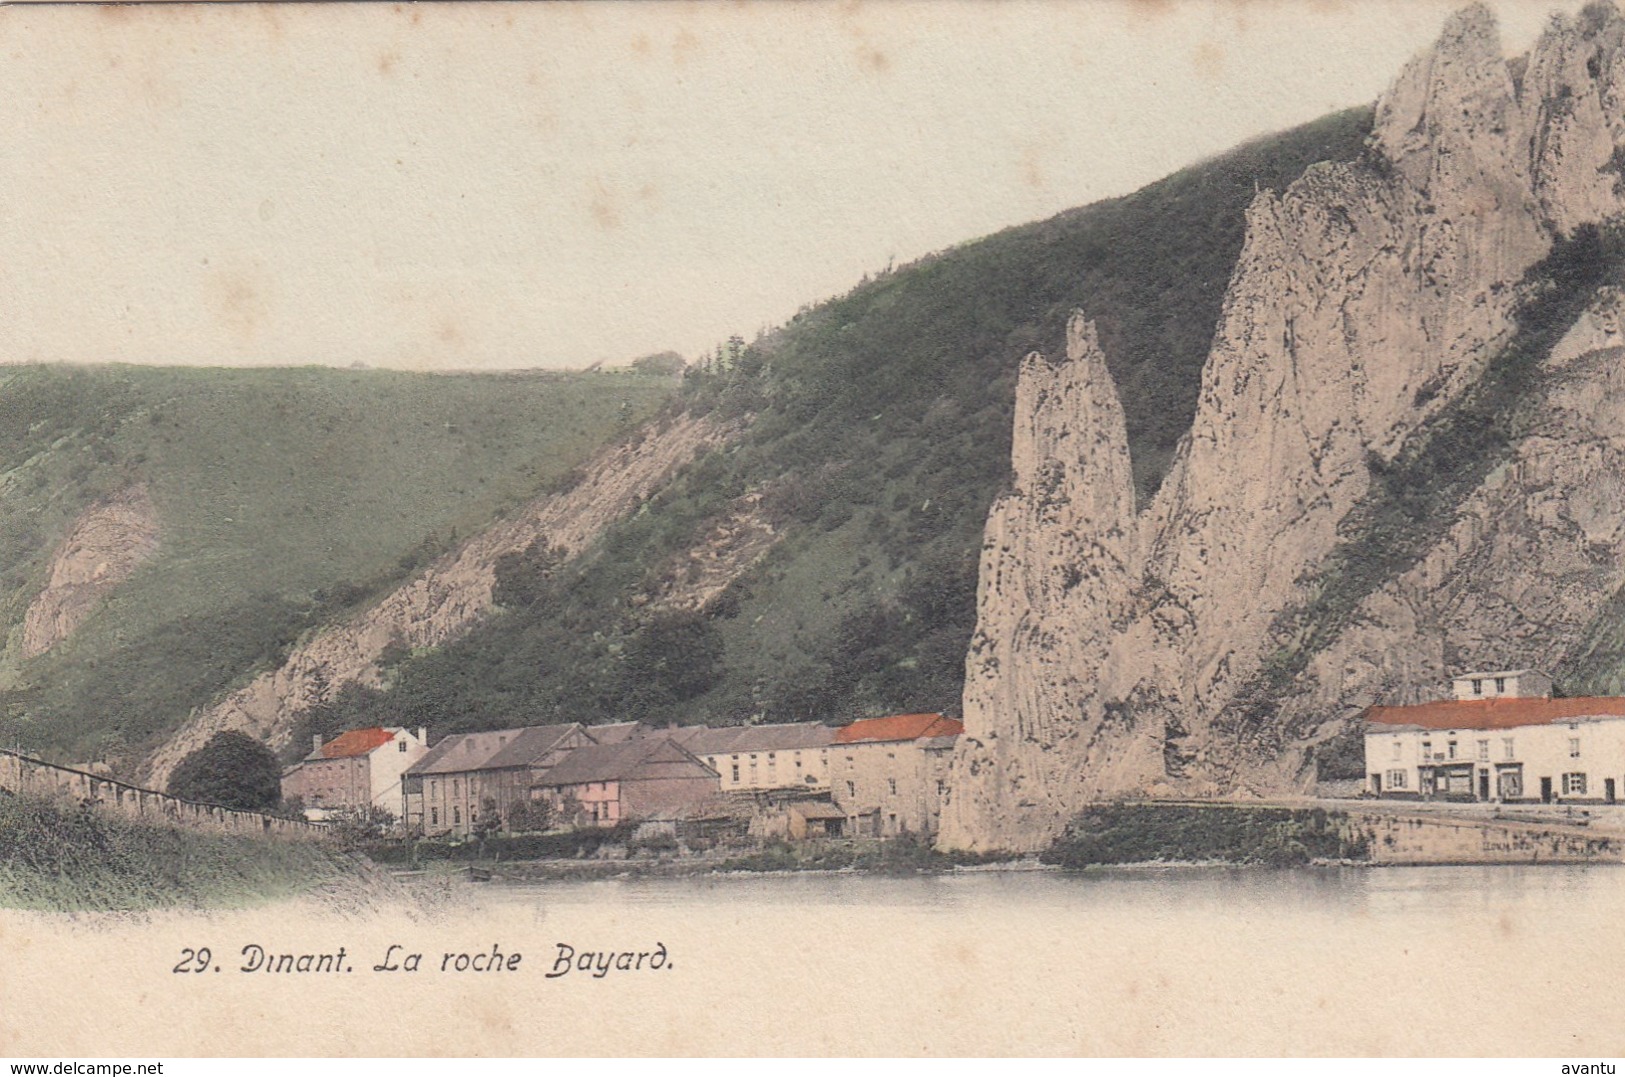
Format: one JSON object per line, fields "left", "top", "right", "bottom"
{"left": 145, "top": 414, "right": 728, "bottom": 786}
{"left": 640, "top": 492, "right": 779, "bottom": 614}
{"left": 19, "top": 487, "right": 160, "bottom": 659}
{"left": 1275, "top": 288, "right": 1625, "bottom": 751}
{"left": 941, "top": 4, "right": 1625, "bottom": 852}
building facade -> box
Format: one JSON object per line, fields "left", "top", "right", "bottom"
{"left": 674, "top": 722, "right": 838, "bottom": 793}
{"left": 1449, "top": 669, "right": 1554, "bottom": 702}
{"left": 281, "top": 726, "right": 428, "bottom": 819}
{"left": 530, "top": 736, "right": 719, "bottom": 827}
{"left": 1365, "top": 673, "right": 1625, "bottom": 804}
{"left": 402, "top": 724, "right": 597, "bottom": 837}
{"left": 829, "top": 713, "right": 962, "bottom": 838}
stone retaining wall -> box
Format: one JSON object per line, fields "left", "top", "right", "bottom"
{"left": 0, "top": 749, "right": 324, "bottom": 840}
{"left": 1348, "top": 808, "right": 1618, "bottom": 865}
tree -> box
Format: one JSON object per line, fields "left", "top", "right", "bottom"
{"left": 473, "top": 796, "right": 502, "bottom": 841}
{"left": 165, "top": 731, "right": 282, "bottom": 811}
{"left": 619, "top": 609, "right": 724, "bottom": 706}
{"left": 325, "top": 804, "right": 396, "bottom": 845}
{"left": 506, "top": 797, "right": 554, "bottom": 834}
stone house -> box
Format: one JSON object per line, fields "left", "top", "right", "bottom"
{"left": 829, "top": 713, "right": 962, "bottom": 838}
{"left": 671, "top": 722, "right": 838, "bottom": 793}
{"left": 281, "top": 726, "right": 428, "bottom": 820}
{"left": 402, "top": 724, "right": 593, "bottom": 837}
{"left": 1365, "top": 671, "right": 1625, "bottom": 804}
{"left": 530, "top": 736, "right": 719, "bottom": 827}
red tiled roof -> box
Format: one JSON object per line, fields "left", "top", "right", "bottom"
{"left": 319, "top": 727, "right": 397, "bottom": 758}
{"left": 1363, "top": 697, "right": 1625, "bottom": 731}
{"left": 835, "top": 713, "right": 964, "bottom": 745}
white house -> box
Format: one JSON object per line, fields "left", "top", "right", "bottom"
{"left": 1364, "top": 673, "right": 1625, "bottom": 804}
{"left": 281, "top": 726, "right": 429, "bottom": 819}
{"left": 1449, "top": 669, "right": 1554, "bottom": 702}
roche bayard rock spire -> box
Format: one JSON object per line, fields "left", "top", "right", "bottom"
{"left": 940, "top": 2, "right": 1625, "bottom": 853}
{"left": 940, "top": 315, "right": 1153, "bottom": 852}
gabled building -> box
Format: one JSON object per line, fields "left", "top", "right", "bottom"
{"left": 530, "top": 736, "right": 719, "bottom": 827}
{"left": 401, "top": 724, "right": 591, "bottom": 837}
{"left": 829, "top": 713, "right": 962, "bottom": 838}
{"left": 1364, "top": 672, "right": 1625, "bottom": 804}
{"left": 281, "top": 726, "right": 428, "bottom": 819}
{"left": 671, "top": 722, "right": 839, "bottom": 793}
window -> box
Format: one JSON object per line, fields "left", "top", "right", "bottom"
{"left": 398, "top": 740, "right": 407, "bottom": 753}
{"left": 453, "top": 807, "right": 461, "bottom": 826}
{"left": 846, "top": 781, "right": 855, "bottom": 797}
{"left": 888, "top": 778, "right": 897, "bottom": 796}
{"left": 1477, "top": 740, "right": 1490, "bottom": 761}
{"left": 1503, "top": 738, "right": 1516, "bottom": 760}
{"left": 1447, "top": 740, "right": 1458, "bottom": 760}
{"left": 1421, "top": 740, "right": 1433, "bottom": 759}
{"left": 431, "top": 808, "right": 439, "bottom": 826}
{"left": 768, "top": 753, "right": 776, "bottom": 761}
{"left": 1495, "top": 677, "right": 1506, "bottom": 694}
{"left": 1570, "top": 738, "right": 1582, "bottom": 758}
{"left": 452, "top": 779, "right": 460, "bottom": 796}
{"left": 431, "top": 780, "right": 439, "bottom": 796}
{"left": 1387, "top": 770, "right": 1407, "bottom": 789}
{"left": 936, "top": 779, "right": 946, "bottom": 797}
{"left": 1392, "top": 741, "right": 1402, "bottom": 761}
{"left": 731, "top": 765, "right": 740, "bottom": 782}
{"left": 1472, "top": 679, "right": 1483, "bottom": 696}
{"left": 1564, "top": 773, "right": 1588, "bottom": 796}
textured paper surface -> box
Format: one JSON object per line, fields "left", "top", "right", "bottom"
{"left": 3, "top": 0, "right": 1620, "bottom": 1058}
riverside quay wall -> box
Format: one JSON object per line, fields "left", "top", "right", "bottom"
{"left": 0, "top": 749, "right": 324, "bottom": 840}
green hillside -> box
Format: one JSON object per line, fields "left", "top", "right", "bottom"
{"left": 299, "top": 108, "right": 1376, "bottom": 742}
{"left": 0, "top": 365, "right": 672, "bottom": 762}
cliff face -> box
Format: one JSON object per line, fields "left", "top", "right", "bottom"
{"left": 19, "top": 487, "right": 160, "bottom": 660}
{"left": 941, "top": 4, "right": 1625, "bottom": 852}
{"left": 144, "top": 414, "right": 727, "bottom": 786}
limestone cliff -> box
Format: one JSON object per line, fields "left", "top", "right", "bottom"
{"left": 941, "top": 4, "right": 1625, "bottom": 851}
{"left": 18, "top": 487, "right": 159, "bottom": 659}
{"left": 145, "top": 414, "right": 727, "bottom": 786}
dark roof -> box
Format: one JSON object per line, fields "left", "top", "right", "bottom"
{"left": 1364, "top": 697, "right": 1625, "bottom": 731}
{"left": 835, "top": 713, "right": 964, "bottom": 745}
{"left": 585, "top": 721, "right": 648, "bottom": 745}
{"left": 790, "top": 800, "right": 847, "bottom": 820}
{"left": 534, "top": 736, "right": 717, "bottom": 788}
{"left": 407, "top": 728, "right": 530, "bottom": 776}
{"left": 676, "top": 723, "right": 838, "bottom": 756}
{"left": 480, "top": 724, "right": 586, "bottom": 770}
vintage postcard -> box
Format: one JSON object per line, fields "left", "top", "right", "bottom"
{"left": 3, "top": 0, "right": 1625, "bottom": 1059}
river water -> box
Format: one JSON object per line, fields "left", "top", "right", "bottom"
{"left": 2, "top": 864, "right": 1622, "bottom": 1055}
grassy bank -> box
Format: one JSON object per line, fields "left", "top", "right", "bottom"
{"left": 0, "top": 791, "right": 351, "bottom": 911}
{"left": 1042, "top": 803, "right": 1368, "bottom": 869}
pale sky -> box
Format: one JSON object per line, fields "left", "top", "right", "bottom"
{"left": 0, "top": 0, "right": 1590, "bottom": 371}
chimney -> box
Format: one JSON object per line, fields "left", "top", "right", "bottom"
{"left": 313, "top": 733, "right": 324, "bottom": 756}
{"left": 418, "top": 727, "right": 428, "bottom": 745}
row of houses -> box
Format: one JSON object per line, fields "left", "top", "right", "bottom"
{"left": 281, "top": 712, "right": 964, "bottom": 840}
{"left": 1364, "top": 670, "right": 1625, "bottom": 804}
